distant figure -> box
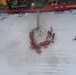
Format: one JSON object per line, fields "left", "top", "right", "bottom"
{"left": 50, "top": 27, "right": 53, "bottom": 33}
{"left": 51, "top": 33, "right": 55, "bottom": 43}
{"left": 39, "top": 30, "right": 42, "bottom": 36}
{"left": 50, "top": 27, "right": 52, "bottom": 30}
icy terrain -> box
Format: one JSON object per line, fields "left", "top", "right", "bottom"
{"left": 0, "top": 10, "right": 76, "bottom": 75}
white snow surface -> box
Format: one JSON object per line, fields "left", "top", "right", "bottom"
{"left": 0, "top": 10, "right": 76, "bottom": 75}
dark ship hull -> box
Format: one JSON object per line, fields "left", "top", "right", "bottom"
{"left": 0, "top": 0, "right": 76, "bottom": 13}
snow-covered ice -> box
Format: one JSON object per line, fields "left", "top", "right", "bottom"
{"left": 0, "top": 10, "right": 76, "bottom": 75}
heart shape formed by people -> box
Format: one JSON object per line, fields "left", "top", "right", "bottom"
{"left": 29, "top": 27, "right": 55, "bottom": 54}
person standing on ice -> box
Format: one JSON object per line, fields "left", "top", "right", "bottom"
{"left": 51, "top": 33, "right": 55, "bottom": 43}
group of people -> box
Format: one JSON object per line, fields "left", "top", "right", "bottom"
{"left": 29, "top": 27, "right": 55, "bottom": 54}
{"left": 46, "top": 27, "right": 55, "bottom": 43}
